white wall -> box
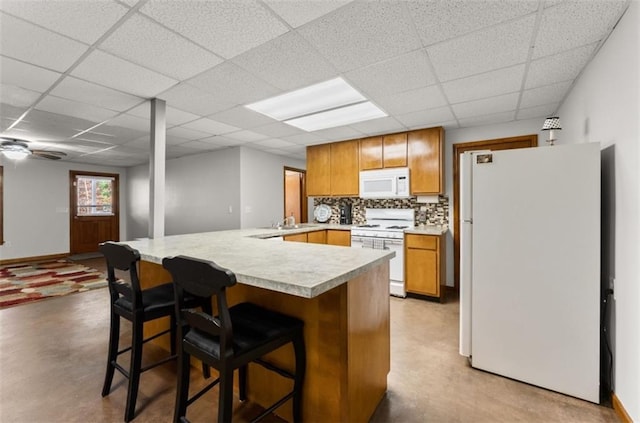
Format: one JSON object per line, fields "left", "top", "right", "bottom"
{"left": 0, "top": 157, "right": 127, "bottom": 260}
{"left": 239, "top": 146, "right": 306, "bottom": 229}
{"left": 126, "top": 148, "right": 242, "bottom": 239}
{"left": 556, "top": 1, "right": 639, "bottom": 419}
{"left": 443, "top": 118, "right": 548, "bottom": 286}
{"left": 125, "top": 147, "right": 306, "bottom": 239}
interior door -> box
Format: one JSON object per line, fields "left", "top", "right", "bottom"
{"left": 284, "top": 167, "right": 307, "bottom": 224}
{"left": 70, "top": 171, "right": 119, "bottom": 254}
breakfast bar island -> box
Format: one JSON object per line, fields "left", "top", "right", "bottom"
{"left": 124, "top": 227, "right": 394, "bottom": 423}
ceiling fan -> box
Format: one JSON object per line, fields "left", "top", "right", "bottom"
{"left": 0, "top": 137, "right": 67, "bottom": 160}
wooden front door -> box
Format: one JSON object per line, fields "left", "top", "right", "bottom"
{"left": 452, "top": 135, "right": 538, "bottom": 289}
{"left": 70, "top": 171, "right": 119, "bottom": 254}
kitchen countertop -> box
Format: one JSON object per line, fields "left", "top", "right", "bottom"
{"left": 404, "top": 225, "right": 448, "bottom": 236}
{"left": 124, "top": 227, "right": 394, "bottom": 299}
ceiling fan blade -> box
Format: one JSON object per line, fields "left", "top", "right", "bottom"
{"left": 32, "top": 151, "right": 65, "bottom": 160}
{"left": 31, "top": 149, "right": 67, "bottom": 156}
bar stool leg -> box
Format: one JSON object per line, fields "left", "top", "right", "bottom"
{"left": 292, "top": 333, "right": 306, "bottom": 423}
{"left": 217, "top": 366, "right": 234, "bottom": 423}
{"left": 102, "top": 311, "right": 120, "bottom": 396}
{"left": 174, "top": 350, "right": 191, "bottom": 423}
{"left": 125, "top": 318, "right": 144, "bottom": 422}
{"left": 238, "top": 365, "right": 248, "bottom": 401}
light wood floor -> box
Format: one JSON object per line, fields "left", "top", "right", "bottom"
{"left": 0, "top": 258, "right": 618, "bottom": 423}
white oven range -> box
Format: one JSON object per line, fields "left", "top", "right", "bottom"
{"left": 350, "top": 208, "right": 414, "bottom": 297}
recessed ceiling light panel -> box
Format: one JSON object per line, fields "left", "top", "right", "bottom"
{"left": 284, "top": 101, "right": 387, "bottom": 132}
{"left": 245, "top": 77, "right": 366, "bottom": 121}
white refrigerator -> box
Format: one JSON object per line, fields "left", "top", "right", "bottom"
{"left": 459, "top": 143, "right": 600, "bottom": 403}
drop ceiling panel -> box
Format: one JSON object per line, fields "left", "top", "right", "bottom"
{"left": 452, "top": 92, "right": 519, "bottom": 119}
{"left": 345, "top": 49, "right": 436, "bottom": 98}
{"left": 251, "top": 122, "right": 303, "bottom": 138}
{"left": 51, "top": 77, "right": 143, "bottom": 112}
{"left": 187, "top": 62, "right": 280, "bottom": 105}
{"left": 100, "top": 13, "right": 224, "bottom": 80}
{"left": 35, "top": 96, "right": 118, "bottom": 124}
{"left": 127, "top": 102, "right": 199, "bottom": 126}
{"left": 525, "top": 44, "right": 596, "bottom": 89}
{"left": 166, "top": 125, "right": 210, "bottom": 141}
{"left": 208, "top": 106, "right": 276, "bottom": 130}
{"left": 0, "top": 56, "right": 61, "bottom": 92}
{"left": 281, "top": 132, "right": 325, "bottom": 146}
{"left": 442, "top": 65, "right": 525, "bottom": 104}
{"left": 348, "top": 116, "right": 406, "bottom": 135}
{"left": 298, "top": 2, "right": 422, "bottom": 72}
{"left": 181, "top": 118, "right": 239, "bottom": 136}
{"left": 407, "top": 0, "right": 538, "bottom": 46}
{"left": 264, "top": 0, "right": 351, "bottom": 28}
{"left": 374, "top": 85, "right": 448, "bottom": 116}
{"left": 224, "top": 130, "right": 269, "bottom": 142}
{"left": 158, "top": 84, "right": 236, "bottom": 116}
{"left": 0, "top": 84, "right": 41, "bottom": 108}
{"left": 250, "top": 138, "right": 296, "bottom": 149}
{"left": 458, "top": 110, "right": 515, "bottom": 127}
{"left": 11, "top": 109, "right": 101, "bottom": 141}
{"left": 71, "top": 50, "right": 178, "bottom": 98}
{"left": 520, "top": 81, "right": 572, "bottom": 109}
{"left": 198, "top": 136, "right": 245, "bottom": 147}
{"left": 232, "top": 31, "right": 337, "bottom": 91}
{"left": 308, "top": 126, "right": 363, "bottom": 142}
{"left": 395, "top": 106, "right": 455, "bottom": 129}
{"left": 428, "top": 14, "right": 535, "bottom": 82}
{"left": 174, "top": 140, "right": 223, "bottom": 152}
{"left": 0, "top": 0, "right": 129, "bottom": 44}
{"left": 516, "top": 103, "right": 558, "bottom": 121}
{"left": 166, "top": 145, "right": 201, "bottom": 159}
{"left": 0, "top": 13, "right": 88, "bottom": 72}
{"left": 100, "top": 114, "right": 150, "bottom": 132}
{"left": 533, "top": 1, "right": 627, "bottom": 58}
{"left": 140, "top": 0, "right": 289, "bottom": 59}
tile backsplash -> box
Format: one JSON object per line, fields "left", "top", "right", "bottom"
{"left": 312, "top": 196, "right": 449, "bottom": 226}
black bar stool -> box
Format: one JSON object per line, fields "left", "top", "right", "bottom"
{"left": 99, "top": 242, "right": 211, "bottom": 422}
{"left": 163, "top": 255, "right": 306, "bottom": 423}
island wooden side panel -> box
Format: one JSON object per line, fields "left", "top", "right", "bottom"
{"left": 138, "top": 260, "right": 390, "bottom": 423}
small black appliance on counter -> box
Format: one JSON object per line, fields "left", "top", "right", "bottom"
{"left": 339, "top": 203, "right": 352, "bottom": 225}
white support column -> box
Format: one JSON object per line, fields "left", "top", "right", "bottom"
{"left": 149, "top": 98, "right": 166, "bottom": 239}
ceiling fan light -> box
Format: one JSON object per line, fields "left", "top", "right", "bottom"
{"left": 3, "top": 149, "right": 31, "bottom": 160}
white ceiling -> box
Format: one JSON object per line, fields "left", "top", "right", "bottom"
{"left": 0, "top": 0, "right": 630, "bottom": 167}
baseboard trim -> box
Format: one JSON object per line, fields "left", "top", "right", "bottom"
{"left": 0, "top": 253, "right": 69, "bottom": 266}
{"left": 612, "top": 393, "right": 632, "bottom": 423}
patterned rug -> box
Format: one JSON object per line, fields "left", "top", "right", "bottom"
{"left": 0, "top": 259, "right": 107, "bottom": 308}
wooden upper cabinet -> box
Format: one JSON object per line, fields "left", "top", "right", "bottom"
{"left": 382, "top": 133, "right": 407, "bottom": 168}
{"left": 306, "top": 144, "right": 331, "bottom": 196}
{"left": 408, "top": 127, "right": 443, "bottom": 195}
{"left": 359, "top": 136, "right": 383, "bottom": 170}
{"left": 330, "top": 140, "right": 359, "bottom": 196}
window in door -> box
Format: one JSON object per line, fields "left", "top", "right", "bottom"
{"left": 75, "top": 175, "right": 115, "bottom": 216}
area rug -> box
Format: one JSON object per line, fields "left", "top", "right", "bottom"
{"left": 0, "top": 259, "right": 107, "bottom": 308}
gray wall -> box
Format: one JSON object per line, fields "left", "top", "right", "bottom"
{"left": 0, "top": 158, "right": 127, "bottom": 260}
{"left": 239, "top": 146, "right": 306, "bottom": 229}
{"left": 556, "top": 1, "right": 639, "bottom": 418}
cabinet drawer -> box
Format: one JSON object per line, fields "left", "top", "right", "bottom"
{"left": 405, "top": 234, "right": 437, "bottom": 250}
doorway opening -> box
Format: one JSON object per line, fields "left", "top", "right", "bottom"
{"left": 284, "top": 167, "right": 307, "bottom": 224}
{"left": 69, "top": 171, "right": 120, "bottom": 255}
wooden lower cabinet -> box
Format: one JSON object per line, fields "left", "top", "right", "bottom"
{"left": 326, "top": 229, "right": 351, "bottom": 246}
{"left": 307, "top": 230, "right": 327, "bottom": 244}
{"left": 405, "top": 233, "right": 445, "bottom": 301}
{"left": 284, "top": 233, "right": 307, "bottom": 243}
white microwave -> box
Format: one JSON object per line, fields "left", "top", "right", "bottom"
{"left": 359, "top": 167, "right": 411, "bottom": 199}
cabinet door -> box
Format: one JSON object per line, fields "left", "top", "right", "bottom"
{"left": 405, "top": 247, "right": 439, "bottom": 297}
{"left": 383, "top": 133, "right": 407, "bottom": 168}
{"left": 359, "top": 136, "right": 383, "bottom": 170}
{"left": 330, "top": 140, "right": 359, "bottom": 196}
{"left": 307, "top": 230, "right": 327, "bottom": 244}
{"left": 326, "top": 230, "right": 351, "bottom": 246}
{"left": 307, "top": 144, "right": 331, "bottom": 196}
{"left": 284, "top": 233, "right": 308, "bottom": 243}
{"left": 408, "top": 127, "right": 443, "bottom": 194}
